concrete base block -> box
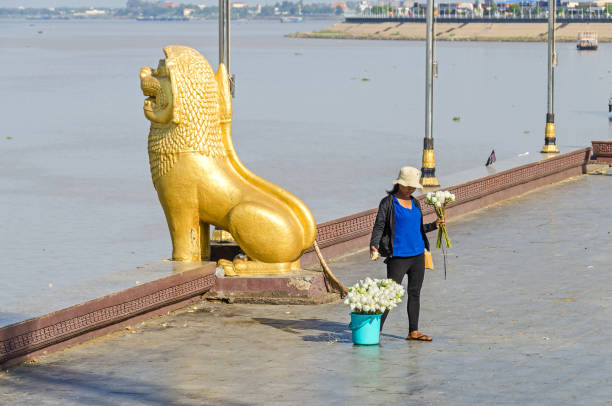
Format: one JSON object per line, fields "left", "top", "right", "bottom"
{"left": 586, "top": 163, "right": 611, "bottom": 174}
{"left": 208, "top": 270, "right": 340, "bottom": 305}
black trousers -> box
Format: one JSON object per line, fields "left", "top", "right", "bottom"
{"left": 380, "top": 254, "right": 425, "bottom": 333}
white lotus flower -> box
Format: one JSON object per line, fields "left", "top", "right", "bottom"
{"left": 345, "top": 278, "right": 404, "bottom": 315}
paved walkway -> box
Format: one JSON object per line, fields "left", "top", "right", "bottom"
{"left": 1, "top": 174, "right": 611, "bottom": 405}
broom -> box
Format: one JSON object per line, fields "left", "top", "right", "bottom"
{"left": 313, "top": 240, "right": 348, "bottom": 298}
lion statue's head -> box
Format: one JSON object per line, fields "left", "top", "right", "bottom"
{"left": 140, "top": 46, "right": 226, "bottom": 184}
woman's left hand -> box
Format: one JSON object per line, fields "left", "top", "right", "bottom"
{"left": 435, "top": 218, "right": 446, "bottom": 228}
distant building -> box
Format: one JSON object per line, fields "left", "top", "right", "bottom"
{"left": 85, "top": 9, "right": 106, "bottom": 15}
{"left": 232, "top": 2, "right": 249, "bottom": 8}
{"left": 332, "top": 1, "right": 348, "bottom": 11}
{"left": 456, "top": 2, "right": 474, "bottom": 11}
{"left": 162, "top": 2, "right": 177, "bottom": 8}
{"left": 359, "top": 0, "right": 371, "bottom": 12}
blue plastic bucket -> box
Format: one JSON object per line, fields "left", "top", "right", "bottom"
{"left": 349, "top": 312, "right": 382, "bottom": 345}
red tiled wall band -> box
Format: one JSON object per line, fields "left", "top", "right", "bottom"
{"left": 592, "top": 141, "right": 612, "bottom": 156}
{"left": 0, "top": 273, "right": 216, "bottom": 363}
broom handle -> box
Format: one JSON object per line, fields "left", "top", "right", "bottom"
{"left": 313, "top": 240, "right": 348, "bottom": 297}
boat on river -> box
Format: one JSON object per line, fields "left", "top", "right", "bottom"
{"left": 280, "top": 16, "right": 303, "bottom": 23}
{"left": 577, "top": 32, "right": 598, "bottom": 50}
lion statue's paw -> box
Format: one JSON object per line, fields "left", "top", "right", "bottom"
{"left": 217, "top": 255, "right": 297, "bottom": 277}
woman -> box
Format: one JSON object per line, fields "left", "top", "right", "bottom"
{"left": 369, "top": 166, "right": 444, "bottom": 342}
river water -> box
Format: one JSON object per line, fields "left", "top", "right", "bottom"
{"left": 1, "top": 19, "right": 611, "bottom": 325}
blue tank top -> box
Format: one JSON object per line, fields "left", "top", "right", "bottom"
{"left": 392, "top": 196, "right": 425, "bottom": 257}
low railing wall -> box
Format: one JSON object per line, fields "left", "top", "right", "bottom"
{"left": 301, "top": 147, "right": 591, "bottom": 267}
{"left": 0, "top": 263, "right": 216, "bottom": 369}
{"left": 592, "top": 141, "right": 612, "bottom": 163}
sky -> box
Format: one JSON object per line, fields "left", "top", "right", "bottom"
{"left": 0, "top": 0, "right": 593, "bottom": 8}
{"left": 0, "top": 0, "right": 290, "bottom": 7}
{"left": 0, "top": 0, "right": 305, "bottom": 7}
{"left": 2, "top": 0, "right": 128, "bottom": 7}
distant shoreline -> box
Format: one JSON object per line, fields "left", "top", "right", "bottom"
{"left": 288, "top": 21, "right": 612, "bottom": 42}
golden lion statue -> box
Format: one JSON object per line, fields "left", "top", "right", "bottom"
{"left": 139, "top": 46, "right": 316, "bottom": 275}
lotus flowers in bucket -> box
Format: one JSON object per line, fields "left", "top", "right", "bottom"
{"left": 344, "top": 277, "right": 405, "bottom": 314}
{"left": 345, "top": 278, "right": 404, "bottom": 345}
{"left": 424, "top": 190, "right": 455, "bottom": 249}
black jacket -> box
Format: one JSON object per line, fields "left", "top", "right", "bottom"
{"left": 369, "top": 194, "right": 437, "bottom": 259}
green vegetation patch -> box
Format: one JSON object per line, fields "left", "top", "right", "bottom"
{"left": 452, "top": 116, "right": 461, "bottom": 122}
{"left": 314, "top": 30, "right": 344, "bottom": 35}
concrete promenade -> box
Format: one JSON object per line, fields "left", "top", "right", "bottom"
{"left": 1, "top": 174, "right": 611, "bottom": 405}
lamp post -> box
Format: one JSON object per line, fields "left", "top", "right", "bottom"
{"left": 542, "top": 0, "right": 559, "bottom": 153}
{"left": 421, "top": 0, "right": 440, "bottom": 187}
{"left": 218, "top": 0, "right": 235, "bottom": 97}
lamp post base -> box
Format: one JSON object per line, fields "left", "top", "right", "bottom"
{"left": 420, "top": 175, "right": 440, "bottom": 187}
{"left": 421, "top": 138, "right": 440, "bottom": 187}
{"left": 541, "top": 119, "right": 559, "bottom": 154}
{"left": 541, "top": 144, "right": 560, "bottom": 153}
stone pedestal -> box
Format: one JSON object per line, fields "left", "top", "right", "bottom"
{"left": 207, "top": 270, "right": 339, "bottom": 304}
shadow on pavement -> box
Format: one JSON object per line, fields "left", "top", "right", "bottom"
{"left": 380, "top": 333, "right": 406, "bottom": 340}
{"left": 3, "top": 365, "right": 178, "bottom": 405}
{"left": 1, "top": 364, "right": 254, "bottom": 406}
{"left": 253, "top": 317, "right": 352, "bottom": 343}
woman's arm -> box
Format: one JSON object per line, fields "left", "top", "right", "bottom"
{"left": 369, "top": 198, "right": 387, "bottom": 253}
{"left": 415, "top": 198, "right": 442, "bottom": 233}
{"left": 424, "top": 219, "right": 446, "bottom": 233}
{"left": 423, "top": 221, "right": 438, "bottom": 233}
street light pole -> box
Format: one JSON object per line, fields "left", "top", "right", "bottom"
{"left": 542, "top": 0, "right": 559, "bottom": 153}
{"left": 421, "top": 0, "right": 440, "bottom": 187}
{"left": 218, "top": 0, "right": 235, "bottom": 97}
{"left": 218, "top": 0, "right": 225, "bottom": 68}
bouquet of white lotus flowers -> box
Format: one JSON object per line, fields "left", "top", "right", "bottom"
{"left": 425, "top": 190, "right": 455, "bottom": 249}
{"left": 344, "top": 277, "right": 405, "bottom": 315}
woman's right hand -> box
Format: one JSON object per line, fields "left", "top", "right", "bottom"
{"left": 370, "top": 246, "right": 380, "bottom": 261}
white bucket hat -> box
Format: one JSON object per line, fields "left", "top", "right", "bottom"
{"left": 392, "top": 166, "right": 423, "bottom": 189}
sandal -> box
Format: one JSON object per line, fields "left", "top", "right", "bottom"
{"left": 407, "top": 331, "right": 432, "bottom": 342}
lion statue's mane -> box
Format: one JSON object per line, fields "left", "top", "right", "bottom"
{"left": 147, "top": 46, "right": 226, "bottom": 185}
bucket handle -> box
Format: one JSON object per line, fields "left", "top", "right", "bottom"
{"left": 349, "top": 319, "right": 370, "bottom": 331}
{"left": 348, "top": 314, "right": 380, "bottom": 331}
